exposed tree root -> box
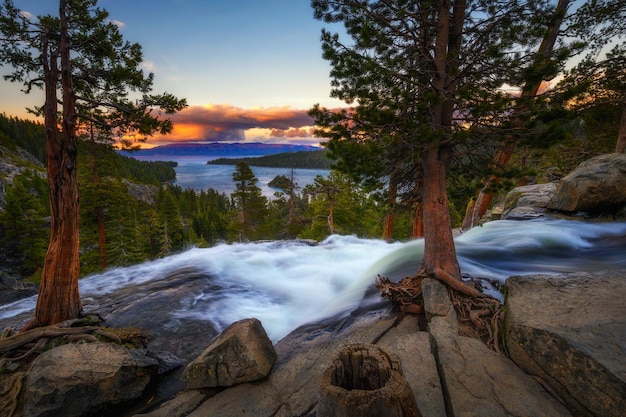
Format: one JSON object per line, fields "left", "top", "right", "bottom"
{"left": 449, "top": 288, "right": 505, "bottom": 353}
{"left": 376, "top": 275, "right": 424, "bottom": 314}
{"left": 0, "top": 371, "right": 26, "bottom": 417}
{"left": 376, "top": 273, "right": 505, "bottom": 353}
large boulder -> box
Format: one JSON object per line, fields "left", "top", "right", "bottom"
{"left": 505, "top": 271, "right": 626, "bottom": 417}
{"left": 501, "top": 183, "right": 558, "bottom": 220}
{"left": 25, "top": 342, "right": 158, "bottom": 417}
{"left": 183, "top": 318, "right": 277, "bottom": 389}
{"left": 546, "top": 153, "right": 626, "bottom": 215}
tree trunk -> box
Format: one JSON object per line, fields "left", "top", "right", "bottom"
{"left": 463, "top": 0, "right": 571, "bottom": 228}
{"left": 31, "top": 0, "right": 82, "bottom": 328}
{"left": 411, "top": 203, "right": 424, "bottom": 239}
{"left": 411, "top": 171, "right": 424, "bottom": 239}
{"left": 318, "top": 343, "right": 420, "bottom": 417}
{"left": 419, "top": 146, "right": 459, "bottom": 279}
{"left": 382, "top": 174, "right": 398, "bottom": 241}
{"left": 415, "top": 0, "right": 475, "bottom": 295}
{"left": 328, "top": 197, "right": 335, "bottom": 235}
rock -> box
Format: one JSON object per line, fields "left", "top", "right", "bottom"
{"left": 0, "top": 271, "right": 38, "bottom": 304}
{"left": 133, "top": 390, "right": 207, "bottom": 417}
{"left": 424, "top": 278, "right": 572, "bottom": 417}
{"left": 177, "top": 308, "right": 401, "bottom": 417}
{"left": 122, "top": 179, "right": 158, "bottom": 205}
{"left": 546, "top": 153, "right": 626, "bottom": 215}
{"left": 501, "top": 183, "right": 557, "bottom": 220}
{"left": 145, "top": 350, "right": 185, "bottom": 375}
{"left": 141, "top": 271, "right": 626, "bottom": 417}
{"left": 505, "top": 271, "right": 626, "bottom": 417}
{"left": 25, "top": 342, "right": 158, "bottom": 417}
{"left": 317, "top": 343, "right": 420, "bottom": 417}
{"left": 182, "top": 318, "right": 277, "bottom": 389}
{"left": 377, "top": 316, "right": 447, "bottom": 417}
{"left": 0, "top": 145, "right": 46, "bottom": 212}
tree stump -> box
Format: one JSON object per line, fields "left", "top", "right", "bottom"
{"left": 318, "top": 343, "right": 421, "bottom": 417}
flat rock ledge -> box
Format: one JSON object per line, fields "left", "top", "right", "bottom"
{"left": 136, "top": 271, "right": 625, "bottom": 417}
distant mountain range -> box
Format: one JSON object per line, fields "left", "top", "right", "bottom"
{"left": 119, "top": 142, "right": 319, "bottom": 158}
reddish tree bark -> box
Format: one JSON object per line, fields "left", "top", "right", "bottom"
{"left": 419, "top": 146, "right": 458, "bottom": 278}
{"left": 413, "top": 0, "right": 480, "bottom": 298}
{"left": 411, "top": 202, "right": 424, "bottom": 239}
{"left": 465, "top": 0, "right": 571, "bottom": 228}
{"left": 382, "top": 173, "right": 398, "bottom": 241}
{"left": 411, "top": 171, "right": 424, "bottom": 239}
{"left": 30, "top": 0, "right": 82, "bottom": 328}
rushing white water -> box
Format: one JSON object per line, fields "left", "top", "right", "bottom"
{"left": 1, "top": 219, "right": 625, "bottom": 348}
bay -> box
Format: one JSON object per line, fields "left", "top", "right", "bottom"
{"left": 133, "top": 155, "right": 330, "bottom": 197}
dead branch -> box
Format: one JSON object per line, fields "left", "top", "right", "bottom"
{"left": 0, "top": 326, "right": 99, "bottom": 353}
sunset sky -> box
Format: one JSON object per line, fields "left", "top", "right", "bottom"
{"left": 0, "top": 0, "right": 346, "bottom": 147}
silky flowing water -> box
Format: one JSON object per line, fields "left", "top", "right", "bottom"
{"left": 1, "top": 218, "right": 625, "bottom": 360}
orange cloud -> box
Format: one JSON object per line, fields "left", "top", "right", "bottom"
{"left": 149, "top": 104, "right": 316, "bottom": 145}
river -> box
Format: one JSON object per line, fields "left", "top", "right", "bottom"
{"left": 1, "top": 218, "right": 625, "bottom": 360}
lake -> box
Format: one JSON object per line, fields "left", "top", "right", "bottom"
{"left": 133, "top": 155, "right": 330, "bottom": 197}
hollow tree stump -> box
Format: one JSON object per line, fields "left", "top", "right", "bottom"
{"left": 318, "top": 343, "right": 421, "bottom": 417}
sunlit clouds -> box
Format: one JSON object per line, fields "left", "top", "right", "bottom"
{"left": 149, "top": 103, "right": 319, "bottom": 146}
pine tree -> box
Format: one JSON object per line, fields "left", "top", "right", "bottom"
{"left": 0, "top": 0, "right": 186, "bottom": 327}
{"left": 230, "top": 162, "right": 268, "bottom": 241}
{"left": 310, "top": 0, "right": 561, "bottom": 297}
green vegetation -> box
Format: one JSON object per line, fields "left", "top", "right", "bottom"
{"left": 208, "top": 149, "right": 331, "bottom": 169}
{"left": 0, "top": 1, "right": 623, "bottom": 308}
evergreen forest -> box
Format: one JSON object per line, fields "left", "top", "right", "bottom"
{"left": 0, "top": 104, "right": 620, "bottom": 286}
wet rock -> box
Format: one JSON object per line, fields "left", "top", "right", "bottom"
{"left": 0, "top": 271, "right": 37, "bottom": 304}
{"left": 505, "top": 271, "right": 626, "bottom": 417}
{"left": 182, "top": 318, "right": 277, "bottom": 389}
{"left": 25, "top": 342, "right": 158, "bottom": 417}
{"left": 547, "top": 153, "right": 626, "bottom": 215}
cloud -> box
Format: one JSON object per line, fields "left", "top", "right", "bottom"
{"left": 18, "top": 10, "right": 35, "bottom": 20}
{"left": 153, "top": 104, "right": 316, "bottom": 143}
{"left": 270, "top": 128, "right": 315, "bottom": 138}
{"left": 109, "top": 19, "right": 125, "bottom": 28}
{"left": 141, "top": 60, "right": 157, "bottom": 72}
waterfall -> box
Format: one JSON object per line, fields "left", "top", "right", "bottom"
{"left": 1, "top": 219, "right": 625, "bottom": 358}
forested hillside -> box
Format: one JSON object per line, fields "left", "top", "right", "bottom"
{"left": 208, "top": 149, "right": 332, "bottom": 169}
{"left": 1, "top": 100, "right": 621, "bottom": 287}
{"left": 0, "top": 115, "right": 405, "bottom": 283}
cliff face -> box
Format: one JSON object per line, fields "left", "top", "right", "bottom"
{"left": 0, "top": 145, "right": 46, "bottom": 212}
